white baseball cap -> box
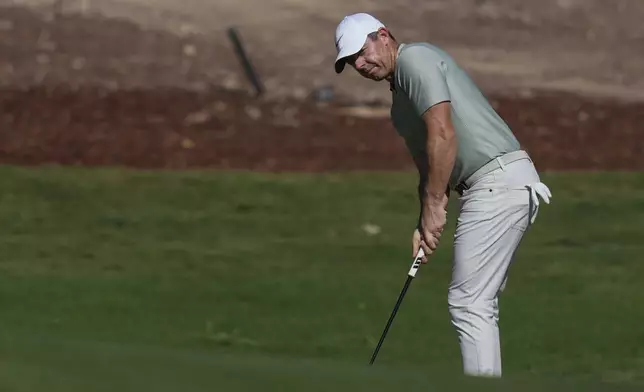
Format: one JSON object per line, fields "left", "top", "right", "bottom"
{"left": 334, "top": 13, "right": 385, "bottom": 74}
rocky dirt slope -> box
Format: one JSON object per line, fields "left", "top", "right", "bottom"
{"left": 1, "top": 5, "right": 642, "bottom": 172}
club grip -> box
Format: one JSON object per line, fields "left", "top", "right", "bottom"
{"left": 407, "top": 248, "right": 425, "bottom": 277}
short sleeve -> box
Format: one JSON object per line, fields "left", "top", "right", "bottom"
{"left": 395, "top": 46, "right": 450, "bottom": 116}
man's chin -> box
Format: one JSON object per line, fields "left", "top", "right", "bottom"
{"left": 365, "top": 73, "right": 385, "bottom": 81}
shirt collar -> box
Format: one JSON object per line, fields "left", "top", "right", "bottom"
{"left": 390, "top": 43, "right": 406, "bottom": 92}
{"left": 397, "top": 43, "right": 406, "bottom": 57}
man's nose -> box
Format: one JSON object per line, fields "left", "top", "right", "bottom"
{"left": 354, "top": 57, "right": 366, "bottom": 70}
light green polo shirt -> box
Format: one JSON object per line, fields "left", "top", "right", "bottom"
{"left": 390, "top": 42, "right": 520, "bottom": 189}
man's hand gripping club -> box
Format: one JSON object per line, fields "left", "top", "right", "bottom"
{"left": 413, "top": 192, "right": 449, "bottom": 263}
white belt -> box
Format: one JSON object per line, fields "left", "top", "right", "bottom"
{"left": 455, "top": 150, "right": 530, "bottom": 194}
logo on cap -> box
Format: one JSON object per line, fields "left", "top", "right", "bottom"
{"left": 335, "top": 34, "right": 343, "bottom": 50}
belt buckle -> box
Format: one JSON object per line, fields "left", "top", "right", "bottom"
{"left": 455, "top": 182, "right": 468, "bottom": 196}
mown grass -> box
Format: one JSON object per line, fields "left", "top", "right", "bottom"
{"left": 0, "top": 165, "right": 643, "bottom": 391}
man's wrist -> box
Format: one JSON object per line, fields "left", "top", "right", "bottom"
{"left": 422, "top": 187, "right": 446, "bottom": 206}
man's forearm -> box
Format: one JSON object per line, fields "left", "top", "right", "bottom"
{"left": 417, "top": 179, "right": 426, "bottom": 229}
{"left": 424, "top": 130, "right": 456, "bottom": 203}
{"left": 423, "top": 108, "right": 457, "bottom": 204}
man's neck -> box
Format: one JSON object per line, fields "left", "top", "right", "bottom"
{"left": 385, "top": 41, "right": 400, "bottom": 83}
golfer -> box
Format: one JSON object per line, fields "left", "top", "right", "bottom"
{"left": 333, "top": 13, "right": 552, "bottom": 377}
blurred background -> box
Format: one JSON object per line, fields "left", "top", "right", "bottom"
{"left": 0, "top": 1, "right": 643, "bottom": 391}
{"left": 1, "top": 0, "right": 643, "bottom": 171}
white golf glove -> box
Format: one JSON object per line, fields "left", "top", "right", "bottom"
{"left": 527, "top": 182, "right": 552, "bottom": 224}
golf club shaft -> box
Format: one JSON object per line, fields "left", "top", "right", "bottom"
{"left": 369, "top": 248, "right": 425, "bottom": 365}
{"left": 369, "top": 274, "right": 412, "bottom": 365}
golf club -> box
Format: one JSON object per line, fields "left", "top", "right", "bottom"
{"left": 369, "top": 247, "right": 426, "bottom": 365}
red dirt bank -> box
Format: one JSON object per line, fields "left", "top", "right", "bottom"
{"left": 1, "top": 86, "right": 642, "bottom": 172}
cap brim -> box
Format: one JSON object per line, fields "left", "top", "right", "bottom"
{"left": 334, "top": 58, "right": 347, "bottom": 74}
{"left": 334, "top": 38, "right": 365, "bottom": 74}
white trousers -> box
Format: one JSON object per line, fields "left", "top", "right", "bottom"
{"left": 449, "top": 153, "right": 550, "bottom": 377}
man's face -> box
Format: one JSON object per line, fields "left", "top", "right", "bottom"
{"left": 347, "top": 29, "right": 393, "bottom": 81}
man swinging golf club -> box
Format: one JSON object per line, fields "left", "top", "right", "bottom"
{"left": 334, "top": 13, "right": 552, "bottom": 377}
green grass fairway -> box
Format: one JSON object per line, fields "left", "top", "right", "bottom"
{"left": 0, "top": 165, "right": 643, "bottom": 391}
